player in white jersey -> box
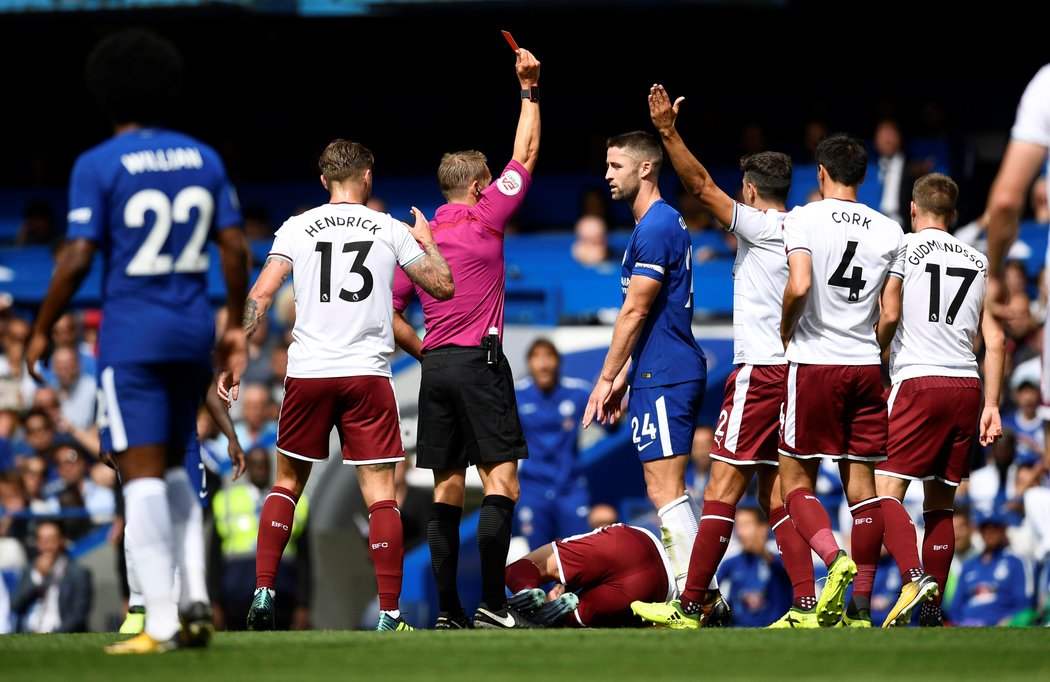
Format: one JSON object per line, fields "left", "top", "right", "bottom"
{"left": 217, "top": 139, "right": 453, "bottom": 633}
{"left": 631, "top": 85, "right": 818, "bottom": 630}
{"left": 779, "top": 133, "right": 905, "bottom": 627}
{"left": 873, "top": 173, "right": 1006, "bottom": 628}
{"left": 987, "top": 65, "right": 1050, "bottom": 427}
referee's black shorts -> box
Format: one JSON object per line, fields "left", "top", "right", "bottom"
{"left": 415, "top": 346, "right": 529, "bottom": 470}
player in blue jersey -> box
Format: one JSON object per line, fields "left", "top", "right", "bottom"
{"left": 514, "top": 338, "right": 594, "bottom": 549}
{"left": 26, "top": 29, "right": 248, "bottom": 654}
{"left": 583, "top": 131, "right": 721, "bottom": 619}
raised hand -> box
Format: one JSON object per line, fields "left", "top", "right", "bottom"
{"left": 406, "top": 206, "right": 434, "bottom": 245}
{"left": 648, "top": 84, "right": 684, "bottom": 136}
{"left": 516, "top": 48, "right": 541, "bottom": 87}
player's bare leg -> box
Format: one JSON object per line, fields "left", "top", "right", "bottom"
{"left": 106, "top": 445, "right": 182, "bottom": 654}
{"left": 473, "top": 460, "right": 532, "bottom": 628}
{"left": 430, "top": 468, "right": 470, "bottom": 628}
{"left": 642, "top": 455, "right": 705, "bottom": 590}
{"left": 779, "top": 455, "right": 855, "bottom": 626}
{"left": 248, "top": 453, "right": 311, "bottom": 631}
{"left": 761, "top": 466, "right": 819, "bottom": 627}
{"left": 359, "top": 462, "right": 412, "bottom": 631}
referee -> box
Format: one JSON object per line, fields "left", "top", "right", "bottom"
{"left": 412, "top": 43, "right": 541, "bottom": 630}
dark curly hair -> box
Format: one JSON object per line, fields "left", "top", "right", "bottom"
{"left": 85, "top": 28, "right": 184, "bottom": 125}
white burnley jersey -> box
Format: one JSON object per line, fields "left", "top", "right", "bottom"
{"left": 268, "top": 203, "right": 424, "bottom": 378}
{"left": 1010, "top": 64, "right": 1050, "bottom": 271}
{"left": 889, "top": 229, "right": 987, "bottom": 383}
{"left": 728, "top": 203, "right": 789, "bottom": 365}
{"left": 784, "top": 198, "right": 904, "bottom": 365}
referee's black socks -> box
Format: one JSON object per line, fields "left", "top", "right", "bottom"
{"left": 428, "top": 502, "right": 463, "bottom": 615}
{"left": 477, "top": 494, "right": 516, "bottom": 610}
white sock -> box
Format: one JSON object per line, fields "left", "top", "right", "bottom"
{"left": 381, "top": 609, "right": 401, "bottom": 619}
{"left": 685, "top": 496, "right": 719, "bottom": 590}
{"left": 658, "top": 495, "right": 700, "bottom": 594}
{"left": 166, "top": 467, "right": 209, "bottom": 609}
{"left": 123, "top": 477, "right": 179, "bottom": 640}
{"left": 124, "top": 535, "right": 145, "bottom": 609}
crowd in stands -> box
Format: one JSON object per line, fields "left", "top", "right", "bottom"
{"left": 2, "top": 114, "right": 1050, "bottom": 631}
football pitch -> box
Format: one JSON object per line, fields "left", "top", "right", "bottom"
{"left": 2, "top": 629, "right": 1048, "bottom": 681}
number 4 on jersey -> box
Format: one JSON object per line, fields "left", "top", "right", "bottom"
{"left": 828, "top": 240, "right": 867, "bottom": 302}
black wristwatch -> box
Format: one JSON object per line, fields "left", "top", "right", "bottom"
{"left": 520, "top": 86, "right": 539, "bottom": 102}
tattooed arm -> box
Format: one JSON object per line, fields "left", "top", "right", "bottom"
{"left": 402, "top": 206, "right": 454, "bottom": 301}
{"left": 217, "top": 255, "right": 292, "bottom": 407}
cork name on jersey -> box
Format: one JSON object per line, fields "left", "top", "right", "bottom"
{"left": 907, "top": 237, "right": 986, "bottom": 271}
{"left": 304, "top": 214, "right": 382, "bottom": 239}
{"left": 830, "top": 211, "right": 872, "bottom": 229}
{"left": 120, "top": 147, "right": 204, "bottom": 175}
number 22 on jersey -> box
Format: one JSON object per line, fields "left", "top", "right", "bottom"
{"left": 125, "top": 186, "right": 213, "bottom": 276}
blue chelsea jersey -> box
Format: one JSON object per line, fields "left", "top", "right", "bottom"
{"left": 621, "top": 200, "right": 706, "bottom": 388}
{"left": 66, "top": 128, "right": 243, "bottom": 365}
{"left": 515, "top": 376, "right": 591, "bottom": 489}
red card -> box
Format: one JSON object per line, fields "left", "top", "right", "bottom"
{"left": 501, "top": 30, "right": 519, "bottom": 52}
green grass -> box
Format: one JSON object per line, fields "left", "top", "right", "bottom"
{"left": 2, "top": 629, "right": 1048, "bottom": 682}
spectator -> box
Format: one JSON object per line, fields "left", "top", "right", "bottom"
{"left": 11, "top": 520, "right": 92, "bottom": 632}
{"left": 209, "top": 446, "right": 310, "bottom": 631}
{"left": 50, "top": 313, "right": 97, "bottom": 378}
{"left": 873, "top": 117, "right": 934, "bottom": 227}
{"left": 19, "top": 456, "right": 57, "bottom": 515}
{"left": 49, "top": 346, "right": 96, "bottom": 431}
{"left": 47, "top": 444, "right": 115, "bottom": 522}
{"left": 689, "top": 425, "right": 714, "bottom": 496}
{"left": 1, "top": 315, "right": 31, "bottom": 423}
{"left": 717, "top": 507, "right": 791, "bottom": 627}
{"left": 514, "top": 338, "right": 594, "bottom": 549}
{"left": 11, "top": 409, "right": 66, "bottom": 475}
{"left": 232, "top": 384, "right": 278, "bottom": 452}
{"left": 946, "top": 510, "right": 1036, "bottom": 626}
{"left": 0, "top": 470, "right": 30, "bottom": 544}
{"left": 967, "top": 429, "right": 1025, "bottom": 527}
{"left": 570, "top": 214, "right": 611, "bottom": 267}
{"left": 31, "top": 386, "right": 98, "bottom": 458}
{"left": 1002, "top": 357, "right": 1045, "bottom": 466}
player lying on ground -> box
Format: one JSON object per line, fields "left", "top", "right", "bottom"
{"left": 504, "top": 523, "right": 676, "bottom": 627}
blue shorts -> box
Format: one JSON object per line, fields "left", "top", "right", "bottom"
{"left": 628, "top": 380, "right": 705, "bottom": 463}
{"left": 98, "top": 361, "right": 211, "bottom": 458}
